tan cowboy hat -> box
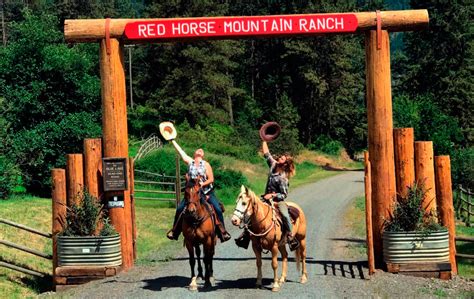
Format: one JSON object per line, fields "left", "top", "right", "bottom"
{"left": 259, "top": 122, "right": 281, "bottom": 142}
{"left": 159, "top": 121, "right": 177, "bottom": 141}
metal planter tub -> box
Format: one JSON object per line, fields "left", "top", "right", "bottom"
{"left": 383, "top": 230, "right": 449, "bottom": 264}
{"left": 58, "top": 234, "right": 122, "bottom": 266}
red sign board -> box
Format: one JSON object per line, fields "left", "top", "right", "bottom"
{"left": 124, "top": 14, "right": 358, "bottom": 41}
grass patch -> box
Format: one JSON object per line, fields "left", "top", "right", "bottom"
{"left": 0, "top": 196, "right": 52, "bottom": 298}
{"left": 456, "top": 224, "right": 474, "bottom": 279}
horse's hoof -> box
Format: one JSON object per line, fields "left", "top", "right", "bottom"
{"left": 209, "top": 276, "right": 216, "bottom": 287}
{"left": 272, "top": 285, "right": 281, "bottom": 292}
{"left": 189, "top": 285, "right": 198, "bottom": 291}
{"left": 255, "top": 283, "right": 262, "bottom": 289}
{"left": 279, "top": 276, "right": 286, "bottom": 284}
{"left": 300, "top": 275, "right": 308, "bottom": 284}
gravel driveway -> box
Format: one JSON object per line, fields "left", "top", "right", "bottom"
{"left": 56, "top": 172, "right": 473, "bottom": 298}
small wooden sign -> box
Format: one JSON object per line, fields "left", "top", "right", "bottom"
{"left": 124, "top": 14, "right": 358, "bottom": 41}
{"left": 103, "top": 158, "right": 128, "bottom": 192}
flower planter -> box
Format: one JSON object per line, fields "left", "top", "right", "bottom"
{"left": 58, "top": 234, "right": 122, "bottom": 266}
{"left": 383, "top": 230, "right": 449, "bottom": 264}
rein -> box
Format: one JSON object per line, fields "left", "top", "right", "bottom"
{"left": 234, "top": 195, "right": 275, "bottom": 237}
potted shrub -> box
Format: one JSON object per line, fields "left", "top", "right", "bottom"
{"left": 383, "top": 184, "right": 450, "bottom": 264}
{"left": 57, "top": 191, "right": 122, "bottom": 267}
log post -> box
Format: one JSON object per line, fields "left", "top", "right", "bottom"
{"left": 415, "top": 141, "right": 437, "bottom": 217}
{"left": 175, "top": 154, "right": 181, "bottom": 208}
{"left": 393, "top": 128, "right": 415, "bottom": 199}
{"left": 364, "top": 151, "right": 375, "bottom": 275}
{"left": 83, "top": 138, "right": 103, "bottom": 199}
{"left": 66, "top": 154, "right": 84, "bottom": 206}
{"left": 129, "top": 159, "right": 137, "bottom": 260}
{"left": 435, "top": 156, "right": 457, "bottom": 275}
{"left": 52, "top": 169, "right": 67, "bottom": 278}
{"left": 365, "top": 30, "right": 396, "bottom": 268}
{"left": 100, "top": 38, "right": 133, "bottom": 270}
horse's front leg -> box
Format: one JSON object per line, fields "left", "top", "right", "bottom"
{"left": 185, "top": 241, "right": 198, "bottom": 291}
{"left": 271, "top": 245, "right": 281, "bottom": 292}
{"left": 251, "top": 240, "right": 263, "bottom": 288}
{"left": 195, "top": 244, "right": 203, "bottom": 280}
{"left": 203, "top": 237, "right": 215, "bottom": 288}
{"left": 278, "top": 244, "right": 288, "bottom": 284}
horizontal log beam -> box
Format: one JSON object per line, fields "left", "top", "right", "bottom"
{"left": 0, "top": 218, "right": 52, "bottom": 238}
{"left": 0, "top": 261, "right": 48, "bottom": 277}
{"left": 65, "top": 10, "right": 429, "bottom": 43}
{"left": 0, "top": 240, "right": 53, "bottom": 260}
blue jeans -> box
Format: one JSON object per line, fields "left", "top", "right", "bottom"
{"left": 174, "top": 190, "right": 224, "bottom": 225}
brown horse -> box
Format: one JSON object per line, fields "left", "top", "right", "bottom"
{"left": 231, "top": 185, "right": 308, "bottom": 292}
{"left": 182, "top": 178, "right": 217, "bottom": 291}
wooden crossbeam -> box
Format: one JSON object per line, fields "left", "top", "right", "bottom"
{"left": 65, "top": 10, "right": 429, "bottom": 43}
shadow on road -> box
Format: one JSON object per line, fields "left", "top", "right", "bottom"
{"left": 309, "top": 260, "right": 367, "bottom": 279}
{"left": 142, "top": 276, "right": 190, "bottom": 291}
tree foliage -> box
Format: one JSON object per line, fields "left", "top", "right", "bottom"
{"left": 1, "top": 0, "right": 472, "bottom": 196}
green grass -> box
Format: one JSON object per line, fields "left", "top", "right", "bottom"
{"left": 0, "top": 196, "right": 53, "bottom": 298}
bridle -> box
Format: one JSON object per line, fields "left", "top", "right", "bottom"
{"left": 233, "top": 193, "right": 275, "bottom": 237}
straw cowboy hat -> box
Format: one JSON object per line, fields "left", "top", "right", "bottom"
{"left": 259, "top": 122, "right": 281, "bottom": 142}
{"left": 159, "top": 121, "right": 177, "bottom": 141}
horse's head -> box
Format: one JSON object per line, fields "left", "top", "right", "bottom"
{"left": 231, "top": 185, "right": 256, "bottom": 226}
{"left": 184, "top": 177, "right": 202, "bottom": 217}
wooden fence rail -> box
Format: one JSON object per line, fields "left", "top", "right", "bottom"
{"left": 455, "top": 186, "right": 473, "bottom": 227}
{"left": 0, "top": 217, "right": 52, "bottom": 277}
{"left": 455, "top": 236, "right": 474, "bottom": 260}
{"left": 0, "top": 218, "right": 52, "bottom": 238}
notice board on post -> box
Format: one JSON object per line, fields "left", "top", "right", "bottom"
{"left": 102, "top": 157, "right": 128, "bottom": 192}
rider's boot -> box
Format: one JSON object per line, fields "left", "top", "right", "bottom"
{"left": 235, "top": 229, "right": 251, "bottom": 249}
{"left": 166, "top": 212, "right": 183, "bottom": 240}
{"left": 216, "top": 222, "right": 231, "bottom": 242}
{"left": 282, "top": 215, "right": 299, "bottom": 251}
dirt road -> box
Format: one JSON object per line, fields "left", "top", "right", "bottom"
{"left": 58, "top": 172, "right": 473, "bottom": 298}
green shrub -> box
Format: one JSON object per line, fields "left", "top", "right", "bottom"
{"left": 393, "top": 95, "right": 463, "bottom": 155}
{"left": 11, "top": 112, "right": 101, "bottom": 196}
{"left": 309, "top": 135, "right": 344, "bottom": 155}
{"left": 385, "top": 184, "right": 442, "bottom": 232}
{"left": 0, "top": 155, "right": 20, "bottom": 199}
{"left": 61, "top": 191, "right": 117, "bottom": 237}
{"left": 136, "top": 147, "right": 248, "bottom": 191}
{"left": 451, "top": 147, "right": 474, "bottom": 190}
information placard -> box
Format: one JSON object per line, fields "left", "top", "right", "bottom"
{"left": 103, "top": 158, "right": 128, "bottom": 192}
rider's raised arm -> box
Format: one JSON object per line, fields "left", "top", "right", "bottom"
{"left": 262, "top": 141, "right": 275, "bottom": 167}
{"left": 171, "top": 140, "right": 192, "bottom": 165}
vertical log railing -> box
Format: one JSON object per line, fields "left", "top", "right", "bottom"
{"left": 175, "top": 155, "right": 181, "bottom": 207}
{"left": 66, "top": 154, "right": 84, "bottom": 206}
{"left": 414, "top": 141, "right": 437, "bottom": 217}
{"left": 434, "top": 156, "right": 457, "bottom": 275}
{"left": 83, "top": 138, "right": 103, "bottom": 199}
{"left": 365, "top": 29, "right": 396, "bottom": 268}
{"left": 364, "top": 151, "right": 375, "bottom": 275}
{"left": 51, "top": 168, "right": 67, "bottom": 278}
{"left": 393, "top": 128, "right": 415, "bottom": 199}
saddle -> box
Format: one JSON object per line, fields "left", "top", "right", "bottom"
{"left": 272, "top": 202, "right": 300, "bottom": 224}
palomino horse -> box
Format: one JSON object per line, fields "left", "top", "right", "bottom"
{"left": 231, "top": 185, "right": 308, "bottom": 292}
{"left": 182, "top": 178, "right": 217, "bottom": 291}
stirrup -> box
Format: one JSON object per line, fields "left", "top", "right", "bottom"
{"left": 166, "top": 229, "right": 178, "bottom": 241}
{"left": 287, "top": 235, "right": 300, "bottom": 251}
